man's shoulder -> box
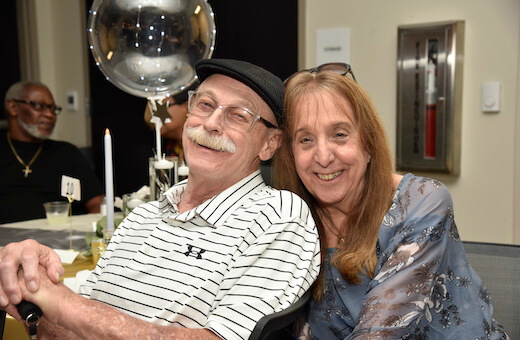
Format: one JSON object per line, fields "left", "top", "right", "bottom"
{"left": 125, "top": 201, "right": 161, "bottom": 221}
{"left": 0, "top": 132, "right": 7, "bottom": 148}
{"left": 259, "top": 186, "right": 305, "bottom": 201}
{"left": 44, "top": 139, "right": 86, "bottom": 157}
{"left": 249, "top": 186, "right": 312, "bottom": 219}
{"left": 46, "top": 139, "right": 78, "bottom": 149}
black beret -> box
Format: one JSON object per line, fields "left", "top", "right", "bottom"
{"left": 195, "top": 58, "right": 284, "bottom": 126}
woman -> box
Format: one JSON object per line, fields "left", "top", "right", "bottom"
{"left": 275, "top": 63, "right": 508, "bottom": 339}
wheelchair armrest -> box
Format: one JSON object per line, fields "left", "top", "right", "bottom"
{"left": 249, "top": 289, "right": 311, "bottom": 340}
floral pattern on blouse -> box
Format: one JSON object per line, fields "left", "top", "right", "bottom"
{"left": 308, "top": 174, "right": 509, "bottom": 340}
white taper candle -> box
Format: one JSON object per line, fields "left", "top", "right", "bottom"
{"left": 104, "top": 128, "right": 114, "bottom": 233}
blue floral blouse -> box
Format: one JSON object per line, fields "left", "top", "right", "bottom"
{"left": 308, "top": 174, "right": 509, "bottom": 340}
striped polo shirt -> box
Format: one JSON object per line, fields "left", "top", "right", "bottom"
{"left": 79, "top": 170, "right": 320, "bottom": 340}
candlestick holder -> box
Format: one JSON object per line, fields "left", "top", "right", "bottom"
{"left": 103, "top": 228, "right": 114, "bottom": 244}
{"left": 149, "top": 156, "right": 178, "bottom": 200}
{"left": 91, "top": 238, "right": 106, "bottom": 264}
{"left": 97, "top": 215, "right": 124, "bottom": 245}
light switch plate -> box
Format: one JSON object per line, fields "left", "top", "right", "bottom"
{"left": 66, "top": 90, "right": 78, "bottom": 111}
{"left": 482, "top": 82, "right": 500, "bottom": 112}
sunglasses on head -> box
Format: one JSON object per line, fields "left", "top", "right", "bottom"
{"left": 284, "top": 62, "right": 357, "bottom": 84}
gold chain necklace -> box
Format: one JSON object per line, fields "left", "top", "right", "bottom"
{"left": 7, "top": 133, "right": 43, "bottom": 178}
{"left": 323, "top": 222, "right": 345, "bottom": 245}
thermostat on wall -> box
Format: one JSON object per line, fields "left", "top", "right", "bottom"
{"left": 66, "top": 90, "right": 78, "bottom": 111}
{"left": 481, "top": 82, "right": 500, "bottom": 113}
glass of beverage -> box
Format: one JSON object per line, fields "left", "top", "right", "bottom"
{"left": 43, "top": 201, "right": 70, "bottom": 226}
{"left": 91, "top": 238, "right": 106, "bottom": 263}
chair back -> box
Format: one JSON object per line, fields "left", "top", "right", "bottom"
{"left": 462, "top": 241, "right": 520, "bottom": 339}
{"left": 250, "top": 289, "right": 311, "bottom": 340}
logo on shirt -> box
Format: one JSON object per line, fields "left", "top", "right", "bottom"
{"left": 184, "top": 244, "right": 205, "bottom": 259}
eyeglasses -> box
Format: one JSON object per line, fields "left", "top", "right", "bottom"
{"left": 13, "top": 99, "right": 62, "bottom": 115}
{"left": 187, "top": 90, "right": 278, "bottom": 132}
{"left": 284, "top": 62, "right": 357, "bottom": 84}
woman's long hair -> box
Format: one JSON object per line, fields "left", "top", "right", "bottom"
{"left": 274, "top": 71, "right": 394, "bottom": 297}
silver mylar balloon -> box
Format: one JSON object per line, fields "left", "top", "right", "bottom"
{"left": 87, "top": 0, "right": 215, "bottom": 99}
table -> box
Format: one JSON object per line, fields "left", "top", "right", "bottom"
{"left": 0, "top": 214, "right": 106, "bottom": 340}
{"left": 1, "top": 213, "right": 103, "bottom": 232}
{"left": 0, "top": 213, "right": 103, "bottom": 250}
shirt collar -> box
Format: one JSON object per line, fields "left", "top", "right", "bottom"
{"left": 160, "top": 170, "right": 267, "bottom": 226}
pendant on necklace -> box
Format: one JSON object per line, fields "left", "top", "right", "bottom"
{"left": 338, "top": 236, "right": 345, "bottom": 246}
{"left": 23, "top": 166, "right": 32, "bottom": 178}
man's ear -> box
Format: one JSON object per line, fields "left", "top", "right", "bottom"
{"left": 5, "top": 100, "right": 17, "bottom": 118}
{"left": 259, "top": 129, "right": 283, "bottom": 161}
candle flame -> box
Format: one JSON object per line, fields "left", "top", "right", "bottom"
{"left": 105, "top": 128, "right": 110, "bottom": 135}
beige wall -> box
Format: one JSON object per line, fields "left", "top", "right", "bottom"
{"left": 515, "top": 26, "right": 520, "bottom": 243}
{"left": 19, "top": 0, "right": 91, "bottom": 148}
{"left": 300, "top": 0, "right": 520, "bottom": 244}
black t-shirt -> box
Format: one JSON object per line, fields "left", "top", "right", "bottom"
{"left": 0, "top": 132, "right": 104, "bottom": 223}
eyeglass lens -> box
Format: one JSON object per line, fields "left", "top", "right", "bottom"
{"left": 14, "top": 99, "right": 62, "bottom": 114}
{"left": 188, "top": 91, "right": 259, "bottom": 132}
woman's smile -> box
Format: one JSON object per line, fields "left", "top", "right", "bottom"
{"left": 316, "top": 170, "right": 343, "bottom": 181}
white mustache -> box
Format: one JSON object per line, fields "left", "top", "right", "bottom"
{"left": 185, "top": 126, "right": 236, "bottom": 153}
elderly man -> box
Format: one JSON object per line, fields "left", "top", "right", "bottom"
{"left": 0, "top": 81, "right": 104, "bottom": 223}
{"left": 0, "top": 59, "right": 320, "bottom": 340}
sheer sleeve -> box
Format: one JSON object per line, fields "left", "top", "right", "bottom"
{"left": 346, "top": 177, "right": 507, "bottom": 339}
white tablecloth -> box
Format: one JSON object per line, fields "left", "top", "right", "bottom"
{"left": 0, "top": 213, "right": 102, "bottom": 232}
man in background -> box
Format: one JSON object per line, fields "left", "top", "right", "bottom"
{"left": 0, "top": 81, "right": 104, "bottom": 223}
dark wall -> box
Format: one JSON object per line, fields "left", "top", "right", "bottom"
{"left": 87, "top": 0, "right": 298, "bottom": 196}
{"left": 1, "top": 1, "right": 21, "bottom": 121}
{"left": 208, "top": 0, "right": 298, "bottom": 80}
